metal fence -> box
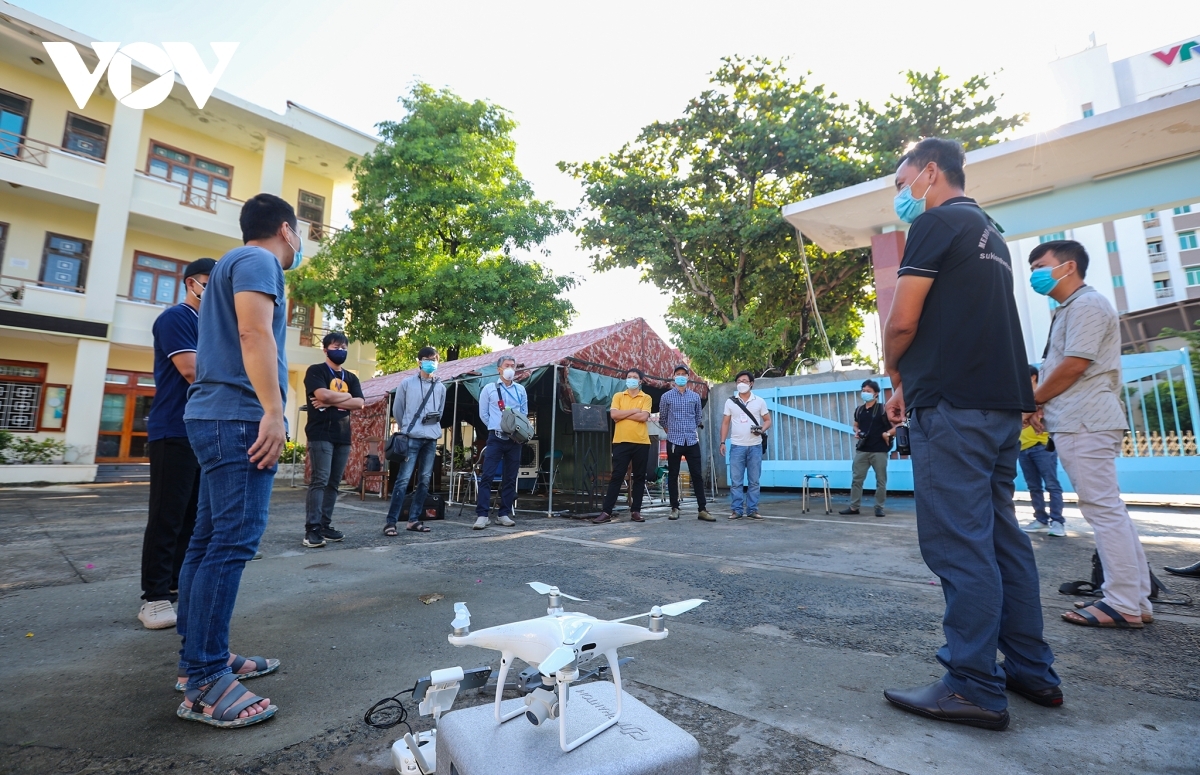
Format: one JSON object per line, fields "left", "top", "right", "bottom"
{"left": 751, "top": 349, "right": 1200, "bottom": 495}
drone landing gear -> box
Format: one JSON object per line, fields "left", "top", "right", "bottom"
{"left": 556, "top": 649, "right": 623, "bottom": 752}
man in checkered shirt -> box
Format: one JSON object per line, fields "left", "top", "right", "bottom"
{"left": 658, "top": 364, "right": 713, "bottom": 522}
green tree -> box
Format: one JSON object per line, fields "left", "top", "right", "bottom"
{"left": 561, "top": 58, "right": 1025, "bottom": 380}
{"left": 289, "top": 83, "right": 576, "bottom": 367}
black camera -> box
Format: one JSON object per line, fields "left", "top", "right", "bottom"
{"left": 895, "top": 423, "right": 911, "bottom": 456}
{"left": 421, "top": 411, "right": 442, "bottom": 425}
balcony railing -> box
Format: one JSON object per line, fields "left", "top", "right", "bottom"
{"left": 1149, "top": 253, "right": 1168, "bottom": 265}
{"left": 298, "top": 325, "right": 334, "bottom": 348}
{"left": 0, "top": 273, "right": 87, "bottom": 302}
{"left": 0, "top": 130, "right": 51, "bottom": 167}
{"left": 301, "top": 220, "right": 342, "bottom": 242}
{"left": 1155, "top": 287, "right": 1174, "bottom": 300}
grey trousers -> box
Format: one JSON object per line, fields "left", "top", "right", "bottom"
{"left": 1054, "top": 429, "right": 1151, "bottom": 617}
{"left": 849, "top": 450, "right": 888, "bottom": 509}
{"left": 306, "top": 440, "right": 351, "bottom": 531}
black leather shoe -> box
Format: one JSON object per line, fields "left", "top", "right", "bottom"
{"left": 1004, "top": 675, "right": 1063, "bottom": 707}
{"left": 1164, "top": 560, "right": 1200, "bottom": 578}
{"left": 884, "top": 679, "right": 1009, "bottom": 731}
{"left": 838, "top": 507, "right": 860, "bottom": 515}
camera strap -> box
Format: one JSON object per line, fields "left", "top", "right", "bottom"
{"left": 405, "top": 378, "right": 437, "bottom": 435}
{"left": 731, "top": 396, "right": 759, "bottom": 426}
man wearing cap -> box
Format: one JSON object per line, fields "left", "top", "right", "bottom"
{"left": 658, "top": 364, "right": 713, "bottom": 521}
{"left": 138, "top": 257, "right": 214, "bottom": 630}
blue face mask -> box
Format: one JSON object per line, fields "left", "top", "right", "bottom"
{"left": 862, "top": 391, "right": 876, "bottom": 402}
{"left": 625, "top": 378, "right": 640, "bottom": 390}
{"left": 284, "top": 223, "right": 304, "bottom": 271}
{"left": 420, "top": 360, "right": 437, "bottom": 374}
{"left": 893, "top": 168, "right": 933, "bottom": 224}
{"left": 674, "top": 375, "right": 688, "bottom": 387}
{"left": 1029, "top": 263, "right": 1072, "bottom": 296}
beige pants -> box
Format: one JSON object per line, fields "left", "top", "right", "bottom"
{"left": 1054, "top": 429, "right": 1151, "bottom": 617}
{"left": 849, "top": 450, "right": 888, "bottom": 509}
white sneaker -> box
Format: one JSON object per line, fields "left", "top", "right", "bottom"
{"left": 138, "top": 600, "right": 177, "bottom": 630}
{"left": 496, "top": 514, "right": 516, "bottom": 527}
{"left": 1047, "top": 522, "right": 1067, "bottom": 537}
{"left": 1021, "top": 519, "right": 1050, "bottom": 533}
{"left": 472, "top": 516, "right": 490, "bottom": 530}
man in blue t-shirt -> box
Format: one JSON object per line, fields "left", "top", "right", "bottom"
{"left": 137, "top": 257, "right": 214, "bottom": 631}
{"left": 175, "top": 194, "right": 300, "bottom": 729}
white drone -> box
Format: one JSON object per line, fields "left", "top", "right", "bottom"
{"left": 446, "top": 582, "right": 705, "bottom": 752}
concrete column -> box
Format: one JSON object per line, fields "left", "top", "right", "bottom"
{"left": 83, "top": 102, "right": 142, "bottom": 323}
{"left": 259, "top": 133, "right": 288, "bottom": 196}
{"left": 64, "top": 338, "right": 110, "bottom": 465}
{"left": 870, "top": 230, "right": 905, "bottom": 329}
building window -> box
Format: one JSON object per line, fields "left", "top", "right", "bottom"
{"left": 1181, "top": 231, "right": 1199, "bottom": 251}
{"left": 147, "top": 142, "right": 232, "bottom": 212}
{"left": 1174, "top": 205, "right": 1192, "bottom": 216}
{"left": 0, "top": 89, "right": 31, "bottom": 157}
{"left": 1038, "top": 232, "right": 1066, "bottom": 244}
{"left": 1144, "top": 211, "right": 1158, "bottom": 223}
{"left": 1147, "top": 240, "right": 1164, "bottom": 255}
{"left": 0, "top": 359, "right": 46, "bottom": 432}
{"left": 1112, "top": 274, "right": 1124, "bottom": 287}
{"left": 62, "top": 113, "right": 109, "bottom": 161}
{"left": 1105, "top": 240, "right": 1119, "bottom": 254}
{"left": 1081, "top": 102, "right": 1094, "bottom": 118}
{"left": 39, "top": 233, "right": 91, "bottom": 291}
{"left": 129, "top": 252, "right": 188, "bottom": 305}
{"left": 1187, "top": 267, "right": 1200, "bottom": 286}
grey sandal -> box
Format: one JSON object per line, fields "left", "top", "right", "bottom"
{"left": 177, "top": 673, "right": 277, "bottom": 728}
{"left": 176, "top": 654, "right": 279, "bottom": 691}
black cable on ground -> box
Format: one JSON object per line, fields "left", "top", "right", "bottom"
{"left": 364, "top": 687, "right": 415, "bottom": 733}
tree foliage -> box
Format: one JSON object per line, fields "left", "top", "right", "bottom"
{"left": 289, "top": 83, "right": 576, "bottom": 367}
{"left": 561, "top": 57, "right": 1025, "bottom": 380}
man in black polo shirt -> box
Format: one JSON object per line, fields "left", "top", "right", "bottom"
{"left": 839, "top": 379, "right": 893, "bottom": 517}
{"left": 880, "top": 138, "right": 1059, "bottom": 731}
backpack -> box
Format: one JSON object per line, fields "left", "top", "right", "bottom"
{"left": 500, "top": 407, "right": 534, "bottom": 444}
{"left": 1059, "top": 550, "right": 1191, "bottom": 605}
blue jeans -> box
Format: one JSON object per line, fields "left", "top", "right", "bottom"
{"left": 476, "top": 433, "right": 521, "bottom": 517}
{"left": 910, "top": 401, "right": 1059, "bottom": 711}
{"left": 306, "top": 440, "right": 351, "bottom": 531}
{"left": 1018, "top": 444, "right": 1064, "bottom": 524}
{"left": 728, "top": 443, "right": 762, "bottom": 515}
{"left": 385, "top": 437, "right": 438, "bottom": 524}
{"left": 177, "top": 420, "right": 275, "bottom": 689}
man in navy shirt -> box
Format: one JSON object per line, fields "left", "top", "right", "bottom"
{"left": 138, "top": 257, "right": 214, "bottom": 631}
{"left": 658, "top": 364, "right": 712, "bottom": 522}
{"left": 175, "top": 194, "right": 298, "bottom": 728}
{"left": 881, "top": 138, "right": 1058, "bottom": 731}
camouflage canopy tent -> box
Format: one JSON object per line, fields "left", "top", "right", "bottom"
{"left": 346, "top": 319, "right": 710, "bottom": 515}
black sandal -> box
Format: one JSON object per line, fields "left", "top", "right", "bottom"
{"left": 383, "top": 524, "right": 398, "bottom": 536}
{"left": 406, "top": 522, "right": 430, "bottom": 533}
{"left": 1062, "top": 599, "right": 1143, "bottom": 629}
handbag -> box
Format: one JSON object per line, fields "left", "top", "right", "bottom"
{"left": 386, "top": 379, "right": 437, "bottom": 462}
{"left": 500, "top": 407, "right": 534, "bottom": 444}
{"left": 731, "top": 397, "right": 768, "bottom": 453}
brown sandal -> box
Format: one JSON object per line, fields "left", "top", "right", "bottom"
{"left": 1062, "top": 600, "right": 1143, "bottom": 629}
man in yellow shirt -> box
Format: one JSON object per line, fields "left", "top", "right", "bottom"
{"left": 1019, "top": 365, "right": 1065, "bottom": 537}
{"left": 593, "top": 368, "right": 653, "bottom": 524}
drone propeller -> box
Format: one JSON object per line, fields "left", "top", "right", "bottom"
{"left": 538, "top": 621, "right": 594, "bottom": 677}
{"left": 451, "top": 602, "right": 471, "bottom": 631}
{"left": 528, "top": 581, "right": 587, "bottom": 602}
{"left": 611, "top": 598, "right": 706, "bottom": 623}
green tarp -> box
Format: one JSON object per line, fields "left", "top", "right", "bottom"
{"left": 567, "top": 367, "right": 626, "bottom": 405}
{"left": 459, "top": 365, "right": 549, "bottom": 400}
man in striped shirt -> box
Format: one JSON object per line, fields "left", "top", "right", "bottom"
{"left": 658, "top": 364, "right": 713, "bottom": 522}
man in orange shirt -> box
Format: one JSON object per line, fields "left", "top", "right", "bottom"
{"left": 593, "top": 368, "right": 653, "bottom": 524}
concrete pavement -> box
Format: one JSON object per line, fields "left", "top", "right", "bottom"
{"left": 1, "top": 483, "right": 1198, "bottom": 774}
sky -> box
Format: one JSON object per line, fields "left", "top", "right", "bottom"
{"left": 18, "top": 0, "right": 1200, "bottom": 349}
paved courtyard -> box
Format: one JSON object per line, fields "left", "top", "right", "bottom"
{"left": 1, "top": 480, "right": 1198, "bottom": 774}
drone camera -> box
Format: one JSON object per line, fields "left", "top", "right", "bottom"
{"left": 523, "top": 687, "right": 559, "bottom": 727}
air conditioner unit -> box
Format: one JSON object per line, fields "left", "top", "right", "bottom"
{"left": 519, "top": 440, "right": 539, "bottom": 479}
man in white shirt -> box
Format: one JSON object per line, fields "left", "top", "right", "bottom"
{"left": 474, "top": 355, "right": 527, "bottom": 529}
{"left": 719, "top": 371, "right": 771, "bottom": 520}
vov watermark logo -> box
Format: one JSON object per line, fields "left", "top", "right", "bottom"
{"left": 43, "top": 42, "right": 238, "bottom": 110}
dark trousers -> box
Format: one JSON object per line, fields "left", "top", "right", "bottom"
{"left": 602, "top": 442, "right": 650, "bottom": 514}
{"left": 666, "top": 441, "right": 706, "bottom": 510}
{"left": 910, "top": 400, "right": 1059, "bottom": 711}
{"left": 476, "top": 433, "right": 522, "bottom": 517}
{"left": 306, "top": 440, "right": 351, "bottom": 531}
{"left": 141, "top": 437, "right": 200, "bottom": 603}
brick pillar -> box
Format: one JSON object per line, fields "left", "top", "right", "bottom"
{"left": 870, "top": 231, "right": 906, "bottom": 326}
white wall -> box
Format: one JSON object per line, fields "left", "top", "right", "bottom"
{"left": 1158, "top": 209, "right": 1189, "bottom": 302}
{"left": 1072, "top": 223, "right": 1117, "bottom": 309}
{"left": 1114, "top": 36, "right": 1200, "bottom": 102}
{"left": 1114, "top": 216, "right": 1157, "bottom": 311}
{"left": 1009, "top": 236, "right": 1052, "bottom": 361}
{"left": 1047, "top": 44, "right": 1121, "bottom": 124}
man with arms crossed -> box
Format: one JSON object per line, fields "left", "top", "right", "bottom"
{"left": 593, "top": 368, "right": 653, "bottom": 524}
{"left": 658, "top": 364, "right": 714, "bottom": 522}
{"left": 474, "top": 355, "right": 525, "bottom": 529}
{"left": 138, "top": 257, "right": 214, "bottom": 630}
{"left": 302, "top": 331, "right": 364, "bottom": 548}
{"left": 1028, "top": 240, "right": 1150, "bottom": 628}
{"left": 882, "top": 138, "right": 1059, "bottom": 731}
{"left": 175, "top": 194, "right": 301, "bottom": 728}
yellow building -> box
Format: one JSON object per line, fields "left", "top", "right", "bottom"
{"left": 0, "top": 4, "right": 377, "bottom": 479}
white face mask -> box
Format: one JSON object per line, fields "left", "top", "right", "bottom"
{"left": 502, "top": 368, "right": 515, "bottom": 381}
{"left": 736, "top": 382, "right": 751, "bottom": 394}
